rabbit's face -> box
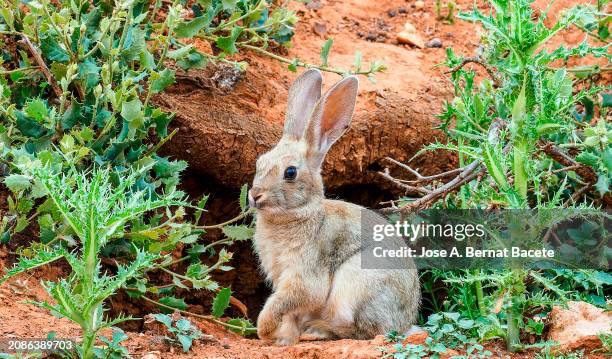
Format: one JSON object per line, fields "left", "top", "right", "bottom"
{"left": 249, "top": 69, "right": 358, "bottom": 213}
{"left": 249, "top": 137, "right": 324, "bottom": 212}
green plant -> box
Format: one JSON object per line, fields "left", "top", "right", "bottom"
{"left": 382, "top": 312, "right": 493, "bottom": 359}
{"left": 93, "top": 329, "right": 131, "bottom": 359}
{"left": 1, "top": 164, "right": 187, "bottom": 358}
{"left": 152, "top": 314, "right": 202, "bottom": 353}
{"left": 380, "top": 0, "right": 610, "bottom": 352}
{"left": 435, "top": 0, "right": 456, "bottom": 24}
{"left": 593, "top": 332, "right": 612, "bottom": 355}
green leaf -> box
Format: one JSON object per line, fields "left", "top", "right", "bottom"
{"left": 602, "top": 93, "right": 612, "bottom": 107}
{"left": 222, "top": 225, "right": 254, "bottom": 241}
{"left": 288, "top": 58, "right": 299, "bottom": 72}
{"left": 25, "top": 99, "right": 49, "bottom": 122}
{"left": 225, "top": 318, "right": 257, "bottom": 335}
{"left": 150, "top": 69, "right": 176, "bottom": 94}
{"left": 40, "top": 36, "right": 70, "bottom": 62}
{"left": 175, "top": 17, "right": 212, "bottom": 38}
{"left": 575, "top": 151, "right": 599, "bottom": 167}
{"left": 16, "top": 111, "right": 46, "bottom": 138}
{"left": 177, "top": 334, "right": 193, "bottom": 352}
{"left": 176, "top": 318, "right": 191, "bottom": 331}
{"left": 221, "top": 0, "right": 237, "bottom": 11}
{"left": 212, "top": 287, "right": 231, "bottom": 318}
{"left": 122, "top": 27, "right": 147, "bottom": 61}
{"left": 239, "top": 184, "right": 248, "bottom": 212}
{"left": 457, "top": 318, "right": 475, "bottom": 329}
{"left": 168, "top": 45, "right": 193, "bottom": 60}
{"left": 61, "top": 99, "right": 83, "bottom": 130}
{"left": 121, "top": 98, "right": 143, "bottom": 123}
{"left": 430, "top": 343, "right": 447, "bottom": 353}
{"left": 79, "top": 59, "right": 101, "bottom": 92}
{"left": 595, "top": 175, "right": 610, "bottom": 197}
{"left": 140, "top": 50, "right": 156, "bottom": 70}
{"left": 194, "top": 195, "right": 209, "bottom": 223}
{"left": 216, "top": 27, "right": 243, "bottom": 54}
{"left": 158, "top": 296, "right": 188, "bottom": 313}
{"left": 320, "top": 38, "right": 333, "bottom": 67}
{"left": 4, "top": 174, "right": 31, "bottom": 192}
{"left": 153, "top": 313, "right": 173, "bottom": 329}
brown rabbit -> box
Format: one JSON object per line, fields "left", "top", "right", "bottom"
{"left": 248, "top": 69, "right": 420, "bottom": 345}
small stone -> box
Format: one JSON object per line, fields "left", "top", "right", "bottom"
{"left": 415, "top": 0, "right": 425, "bottom": 9}
{"left": 397, "top": 31, "right": 425, "bottom": 48}
{"left": 426, "top": 38, "right": 443, "bottom": 48}
{"left": 403, "top": 22, "right": 417, "bottom": 33}
{"left": 398, "top": 6, "right": 407, "bottom": 13}
{"left": 305, "top": 0, "right": 322, "bottom": 10}
{"left": 365, "top": 32, "right": 378, "bottom": 42}
{"left": 387, "top": 9, "right": 397, "bottom": 17}
{"left": 141, "top": 352, "right": 161, "bottom": 359}
{"left": 312, "top": 21, "right": 327, "bottom": 37}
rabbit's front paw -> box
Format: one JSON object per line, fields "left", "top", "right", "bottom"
{"left": 256, "top": 307, "right": 277, "bottom": 340}
{"left": 275, "top": 335, "right": 298, "bottom": 346}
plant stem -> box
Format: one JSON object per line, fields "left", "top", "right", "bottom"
{"left": 240, "top": 44, "right": 363, "bottom": 75}
{"left": 142, "top": 296, "right": 256, "bottom": 332}
{"left": 506, "top": 307, "right": 520, "bottom": 351}
{"left": 81, "top": 331, "right": 97, "bottom": 359}
{"left": 193, "top": 210, "right": 250, "bottom": 230}
{"left": 474, "top": 276, "right": 486, "bottom": 317}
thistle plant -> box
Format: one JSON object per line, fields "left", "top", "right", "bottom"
{"left": 1, "top": 163, "right": 188, "bottom": 358}
{"left": 380, "top": 0, "right": 610, "bottom": 352}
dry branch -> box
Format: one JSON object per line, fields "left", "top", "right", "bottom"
{"left": 537, "top": 140, "right": 598, "bottom": 184}
{"left": 379, "top": 119, "right": 505, "bottom": 214}
{"left": 445, "top": 56, "right": 501, "bottom": 88}
{"left": 19, "top": 35, "right": 62, "bottom": 98}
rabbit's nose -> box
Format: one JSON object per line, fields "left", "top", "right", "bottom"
{"left": 248, "top": 189, "right": 265, "bottom": 209}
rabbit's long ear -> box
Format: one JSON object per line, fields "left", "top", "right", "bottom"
{"left": 284, "top": 69, "right": 323, "bottom": 139}
{"left": 305, "top": 75, "right": 359, "bottom": 167}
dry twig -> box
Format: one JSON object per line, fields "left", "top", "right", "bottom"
{"left": 445, "top": 56, "right": 501, "bottom": 88}
{"left": 19, "top": 35, "right": 62, "bottom": 98}
{"left": 379, "top": 120, "right": 505, "bottom": 214}
{"left": 537, "top": 140, "right": 598, "bottom": 184}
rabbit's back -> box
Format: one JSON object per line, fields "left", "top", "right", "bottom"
{"left": 316, "top": 200, "right": 421, "bottom": 338}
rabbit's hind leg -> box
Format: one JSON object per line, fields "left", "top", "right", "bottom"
{"left": 299, "top": 325, "right": 335, "bottom": 341}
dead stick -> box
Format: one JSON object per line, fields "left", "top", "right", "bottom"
{"left": 445, "top": 56, "right": 501, "bottom": 88}
{"left": 538, "top": 140, "right": 597, "bottom": 184}
{"left": 20, "top": 35, "right": 62, "bottom": 98}
{"left": 384, "top": 157, "right": 466, "bottom": 183}
{"left": 379, "top": 161, "right": 483, "bottom": 214}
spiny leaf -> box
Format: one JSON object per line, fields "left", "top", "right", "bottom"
{"left": 239, "top": 184, "right": 248, "bottom": 212}
{"left": 4, "top": 174, "right": 32, "bottom": 192}
{"left": 175, "top": 16, "right": 212, "bottom": 38}
{"left": 40, "top": 36, "right": 70, "bottom": 62}
{"left": 320, "top": 38, "right": 333, "bottom": 67}
{"left": 222, "top": 225, "right": 254, "bottom": 241}
{"left": 150, "top": 68, "right": 176, "bottom": 94}
{"left": 158, "top": 296, "right": 188, "bottom": 313}
{"left": 212, "top": 287, "right": 231, "bottom": 318}
{"left": 216, "top": 27, "right": 243, "bottom": 54}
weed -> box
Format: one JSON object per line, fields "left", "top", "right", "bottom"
{"left": 152, "top": 314, "right": 202, "bottom": 353}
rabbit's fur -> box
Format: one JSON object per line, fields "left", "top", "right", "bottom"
{"left": 249, "top": 70, "right": 420, "bottom": 345}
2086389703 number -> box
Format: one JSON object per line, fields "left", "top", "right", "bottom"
{"left": 0, "top": 338, "right": 76, "bottom": 353}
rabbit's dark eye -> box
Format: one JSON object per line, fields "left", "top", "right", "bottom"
{"left": 283, "top": 166, "right": 297, "bottom": 180}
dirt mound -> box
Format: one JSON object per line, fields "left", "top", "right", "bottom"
{"left": 155, "top": 0, "right": 483, "bottom": 194}
{"left": 548, "top": 301, "right": 612, "bottom": 353}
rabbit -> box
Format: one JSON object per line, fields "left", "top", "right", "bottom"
{"left": 248, "top": 69, "right": 420, "bottom": 346}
